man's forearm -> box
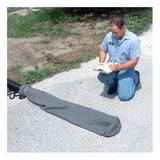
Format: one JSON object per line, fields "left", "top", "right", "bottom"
{"left": 99, "top": 50, "right": 106, "bottom": 62}
{"left": 115, "top": 57, "right": 139, "bottom": 70}
{"left": 109, "top": 57, "right": 139, "bottom": 71}
{"left": 117, "top": 58, "right": 139, "bottom": 70}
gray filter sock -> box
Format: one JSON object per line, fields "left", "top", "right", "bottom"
{"left": 19, "top": 85, "right": 121, "bottom": 137}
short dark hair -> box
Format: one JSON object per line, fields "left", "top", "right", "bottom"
{"left": 110, "top": 17, "right": 124, "bottom": 29}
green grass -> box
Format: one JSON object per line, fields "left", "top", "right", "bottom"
{"left": 45, "top": 53, "right": 54, "bottom": 62}
{"left": 21, "top": 67, "right": 53, "bottom": 84}
{"left": 7, "top": 7, "right": 152, "bottom": 38}
{"left": 7, "top": 7, "right": 82, "bottom": 38}
{"left": 14, "top": 50, "right": 99, "bottom": 84}
{"left": 7, "top": 7, "right": 21, "bottom": 13}
{"left": 123, "top": 8, "right": 152, "bottom": 35}
{"left": 49, "top": 27, "right": 78, "bottom": 39}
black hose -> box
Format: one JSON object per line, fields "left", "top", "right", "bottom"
{"left": 7, "top": 79, "right": 26, "bottom": 99}
{"left": 7, "top": 79, "right": 21, "bottom": 93}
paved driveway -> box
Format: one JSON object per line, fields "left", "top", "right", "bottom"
{"left": 7, "top": 26, "right": 152, "bottom": 152}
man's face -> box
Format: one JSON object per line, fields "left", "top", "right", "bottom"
{"left": 110, "top": 24, "right": 124, "bottom": 39}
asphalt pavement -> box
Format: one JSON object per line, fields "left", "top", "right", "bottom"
{"left": 7, "top": 26, "right": 152, "bottom": 152}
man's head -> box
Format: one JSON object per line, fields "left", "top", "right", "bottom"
{"left": 110, "top": 17, "right": 126, "bottom": 39}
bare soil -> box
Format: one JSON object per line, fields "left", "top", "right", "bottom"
{"left": 7, "top": 11, "right": 111, "bottom": 81}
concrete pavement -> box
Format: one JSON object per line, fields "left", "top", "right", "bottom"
{"left": 7, "top": 26, "right": 152, "bottom": 152}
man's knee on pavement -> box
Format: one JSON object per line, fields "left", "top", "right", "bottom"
{"left": 118, "top": 92, "right": 134, "bottom": 101}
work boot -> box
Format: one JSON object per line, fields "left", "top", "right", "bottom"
{"left": 107, "top": 86, "right": 117, "bottom": 95}
{"left": 135, "top": 70, "right": 140, "bottom": 87}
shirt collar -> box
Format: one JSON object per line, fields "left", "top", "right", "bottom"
{"left": 123, "top": 27, "right": 130, "bottom": 40}
{"left": 117, "top": 28, "right": 130, "bottom": 44}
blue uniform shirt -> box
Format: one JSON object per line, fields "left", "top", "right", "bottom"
{"left": 100, "top": 28, "right": 141, "bottom": 65}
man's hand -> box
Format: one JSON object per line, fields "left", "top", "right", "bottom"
{"left": 98, "top": 62, "right": 105, "bottom": 66}
{"left": 108, "top": 63, "right": 119, "bottom": 71}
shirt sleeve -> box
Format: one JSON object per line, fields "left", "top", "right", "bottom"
{"left": 129, "top": 38, "right": 141, "bottom": 58}
{"left": 100, "top": 35, "right": 108, "bottom": 53}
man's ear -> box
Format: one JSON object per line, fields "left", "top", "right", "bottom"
{"left": 121, "top": 26, "right": 125, "bottom": 30}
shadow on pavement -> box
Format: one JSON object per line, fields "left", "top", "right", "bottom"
{"left": 100, "top": 85, "right": 117, "bottom": 99}
{"left": 100, "top": 82, "right": 142, "bottom": 100}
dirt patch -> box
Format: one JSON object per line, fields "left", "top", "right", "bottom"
{"left": 7, "top": 14, "right": 110, "bottom": 81}
{"left": 58, "top": 44, "right": 99, "bottom": 63}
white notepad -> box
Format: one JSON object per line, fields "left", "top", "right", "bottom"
{"left": 94, "top": 63, "right": 114, "bottom": 74}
